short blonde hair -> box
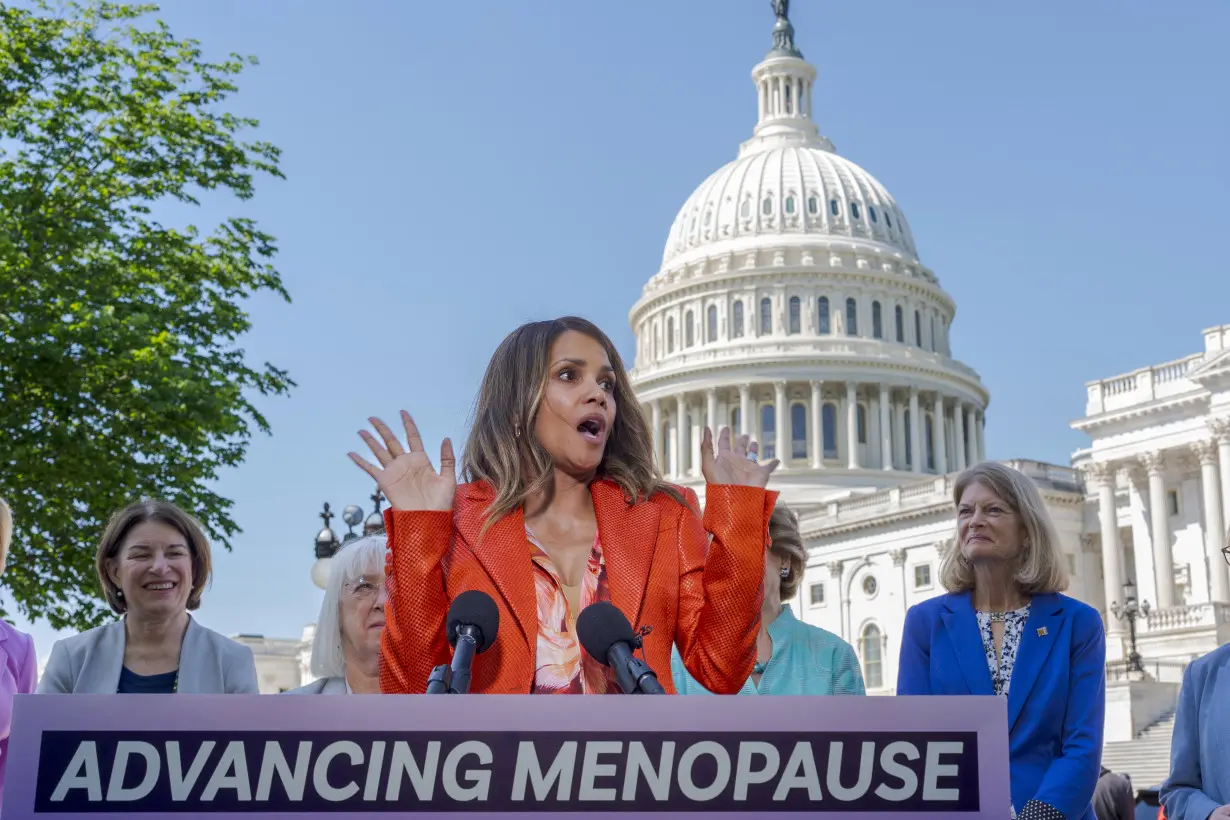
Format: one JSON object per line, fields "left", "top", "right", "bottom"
{"left": 769, "top": 504, "right": 807, "bottom": 600}
{"left": 939, "top": 462, "right": 1069, "bottom": 595}
{"left": 95, "top": 500, "right": 213, "bottom": 614}
{"left": 0, "top": 497, "right": 11, "bottom": 576}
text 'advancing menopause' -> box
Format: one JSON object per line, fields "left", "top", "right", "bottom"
{"left": 38, "top": 730, "right": 981, "bottom": 813}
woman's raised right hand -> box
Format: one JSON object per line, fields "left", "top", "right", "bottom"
{"left": 348, "top": 411, "right": 455, "bottom": 511}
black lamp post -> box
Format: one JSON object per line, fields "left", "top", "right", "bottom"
{"left": 1109, "top": 578, "right": 1152, "bottom": 674}
{"left": 311, "top": 487, "right": 385, "bottom": 589}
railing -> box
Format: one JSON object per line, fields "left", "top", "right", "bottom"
{"left": 1105, "top": 659, "right": 1189, "bottom": 684}
{"left": 1084, "top": 353, "right": 1204, "bottom": 416}
{"left": 1142, "top": 601, "right": 1230, "bottom": 632}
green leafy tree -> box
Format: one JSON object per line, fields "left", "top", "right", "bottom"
{"left": 0, "top": 1, "right": 293, "bottom": 630}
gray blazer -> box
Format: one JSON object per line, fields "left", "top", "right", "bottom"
{"left": 283, "top": 676, "right": 349, "bottom": 695}
{"left": 36, "top": 616, "right": 259, "bottom": 694}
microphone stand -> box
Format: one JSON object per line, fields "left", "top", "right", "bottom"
{"left": 611, "top": 629, "right": 666, "bottom": 695}
{"left": 425, "top": 625, "right": 481, "bottom": 695}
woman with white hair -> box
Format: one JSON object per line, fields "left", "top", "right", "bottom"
{"left": 0, "top": 498, "right": 37, "bottom": 806}
{"left": 286, "top": 535, "right": 387, "bottom": 694}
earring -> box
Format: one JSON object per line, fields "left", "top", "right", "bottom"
{"left": 116, "top": 589, "right": 124, "bottom": 598}
{"left": 779, "top": 566, "right": 790, "bottom": 580}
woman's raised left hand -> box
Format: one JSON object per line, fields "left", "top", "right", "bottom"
{"left": 700, "top": 426, "right": 779, "bottom": 489}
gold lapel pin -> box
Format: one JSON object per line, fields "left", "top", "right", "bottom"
{"left": 1037, "top": 627, "right": 1048, "bottom": 637}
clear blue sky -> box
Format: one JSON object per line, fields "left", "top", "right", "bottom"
{"left": 9, "top": 0, "right": 1228, "bottom": 661}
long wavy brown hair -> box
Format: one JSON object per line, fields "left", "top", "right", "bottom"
{"left": 461, "top": 316, "right": 685, "bottom": 528}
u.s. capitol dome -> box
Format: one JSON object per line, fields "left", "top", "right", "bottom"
{"left": 629, "top": 10, "right": 989, "bottom": 510}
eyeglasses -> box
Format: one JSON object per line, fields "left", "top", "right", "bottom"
{"left": 1222, "top": 545, "right": 1230, "bottom": 566}
{"left": 345, "top": 576, "right": 384, "bottom": 599}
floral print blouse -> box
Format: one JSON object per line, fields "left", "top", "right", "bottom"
{"left": 526, "top": 527, "right": 618, "bottom": 695}
{"left": 975, "top": 604, "right": 1031, "bottom": 698}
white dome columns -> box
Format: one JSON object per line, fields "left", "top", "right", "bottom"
{"left": 643, "top": 383, "right": 985, "bottom": 481}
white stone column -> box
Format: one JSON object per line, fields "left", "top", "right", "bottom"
{"left": 774, "top": 380, "right": 788, "bottom": 464}
{"left": 1195, "top": 440, "right": 1229, "bottom": 602}
{"left": 846, "top": 381, "right": 859, "bottom": 469}
{"left": 1212, "top": 418, "right": 1230, "bottom": 538}
{"left": 879, "top": 385, "right": 893, "bottom": 471}
{"left": 953, "top": 401, "right": 967, "bottom": 472}
{"left": 963, "top": 406, "right": 977, "bottom": 464}
{"left": 893, "top": 400, "right": 906, "bottom": 470}
{"left": 975, "top": 410, "right": 986, "bottom": 463}
{"left": 1142, "top": 452, "right": 1176, "bottom": 608}
{"left": 933, "top": 393, "right": 948, "bottom": 475}
{"left": 706, "top": 388, "right": 719, "bottom": 438}
{"left": 739, "top": 385, "right": 751, "bottom": 437}
{"left": 1086, "top": 462, "right": 1126, "bottom": 641}
{"left": 650, "top": 400, "right": 662, "bottom": 472}
{"left": 908, "top": 387, "right": 921, "bottom": 473}
{"left": 809, "top": 381, "right": 823, "bottom": 469}
{"left": 673, "top": 394, "right": 685, "bottom": 479}
{"left": 690, "top": 400, "right": 702, "bottom": 477}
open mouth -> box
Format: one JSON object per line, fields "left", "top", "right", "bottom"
{"left": 144, "top": 581, "right": 177, "bottom": 592}
{"left": 577, "top": 416, "right": 606, "bottom": 444}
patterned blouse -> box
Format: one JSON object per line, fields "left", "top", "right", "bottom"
{"left": 975, "top": 604, "right": 1030, "bottom": 698}
{"left": 526, "top": 527, "right": 618, "bottom": 695}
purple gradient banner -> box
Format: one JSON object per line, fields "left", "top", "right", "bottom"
{"left": 4, "top": 694, "right": 1010, "bottom": 818}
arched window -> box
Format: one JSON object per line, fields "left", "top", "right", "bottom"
{"left": 685, "top": 311, "right": 694, "bottom": 347}
{"left": 869, "top": 206, "right": 878, "bottom": 223}
{"left": 845, "top": 298, "right": 858, "bottom": 336}
{"left": 667, "top": 316, "right": 675, "bottom": 353}
{"left": 732, "top": 301, "right": 744, "bottom": 338}
{"left": 817, "top": 297, "right": 831, "bottom": 334}
{"left": 788, "top": 296, "right": 801, "bottom": 334}
{"left": 740, "top": 198, "right": 751, "bottom": 219}
{"left": 885, "top": 211, "right": 893, "bottom": 229}
{"left": 791, "top": 403, "right": 807, "bottom": 459}
{"left": 860, "top": 624, "right": 883, "bottom": 689}
{"left": 925, "top": 415, "right": 935, "bottom": 472}
{"left": 762, "top": 197, "right": 773, "bottom": 216}
{"left": 759, "top": 298, "right": 772, "bottom": 335}
{"left": 822, "top": 403, "right": 837, "bottom": 458}
{"left": 914, "top": 310, "right": 923, "bottom": 348}
{"left": 872, "top": 301, "right": 883, "bottom": 339}
{"left": 904, "top": 409, "right": 912, "bottom": 468}
{"left": 829, "top": 199, "right": 839, "bottom": 216}
{"left": 707, "top": 305, "right": 718, "bottom": 343}
{"left": 784, "top": 83, "right": 793, "bottom": 112}
{"left": 703, "top": 210, "right": 711, "bottom": 226}
{"left": 850, "top": 201, "right": 861, "bottom": 220}
{"left": 894, "top": 306, "right": 904, "bottom": 342}
{"left": 807, "top": 196, "right": 819, "bottom": 215}
{"left": 731, "top": 407, "right": 741, "bottom": 435}
{"left": 857, "top": 404, "right": 867, "bottom": 444}
{"left": 785, "top": 196, "right": 796, "bottom": 215}
{"left": 760, "top": 404, "right": 776, "bottom": 460}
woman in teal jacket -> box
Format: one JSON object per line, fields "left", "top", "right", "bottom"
{"left": 671, "top": 504, "right": 865, "bottom": 696}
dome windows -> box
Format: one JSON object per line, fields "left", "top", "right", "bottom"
{"left": 885, "top": 211, "right": 893, "bottom": 229}
{"left": 667, "top": 316, "right": 676, "bottom": 353}
{"left": 759, "top": 298, "right": 773, "bottom": 335}
{"left": 732, "top": 300, "right": 745, "bottom": 338}
{"left": 807, "top": 196, "right": 819, "bottom": 215}
{"left": 784, "top": 195, "right": 796, "bottom": 215}
{"left": 872, "top": 301, "right": 883, "bottom": 339}
{"left": 829, "top": 198, "right": 839, "bottom": 216}
{"left": 707, "top": 305, "right": 718, "bottom": 343}
{"left": 845, "top": 298, "right": 858, "bottom": 336}
{"left": 817, "top": 297, "right": 831, "bottom": 334}
{"left": 849, "top": 202, "right": 861, "bottom": 221}
{"left": 740, "top": 198, "right": 751, "bottom": 219}
{"left": 761, "top": 197, "right": 774, "bottom": 216}
{"left": 703, "top": 210, "right": 712, "bottom": 227}
{"left": 869, "top": 206, "right": 878, "bottom": 224}
{"left": 788, "top": 296, "right": 801, "bottom": 334}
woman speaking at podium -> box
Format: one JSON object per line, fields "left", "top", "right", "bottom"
{"left": 350, "top": 316, "right": 778, "bottom": 695}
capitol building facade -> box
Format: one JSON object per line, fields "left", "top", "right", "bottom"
{"left": 250, "top": 10, "right": 1228, "bottom": 790}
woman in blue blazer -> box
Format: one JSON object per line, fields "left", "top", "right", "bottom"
{"left": 897, "top": 462, "right": 1106, "bottom": 820}
{"left": 1160, "top": 641, "right": 1230, "bottom": 820}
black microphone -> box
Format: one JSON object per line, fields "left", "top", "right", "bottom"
{"left": 425, "top": 590, "right": 500, "bottom": 694}
{"left": 576, "top": 601, "right": 665, "bottom": 695}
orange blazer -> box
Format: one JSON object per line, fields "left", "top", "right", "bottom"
{"left": 379, "top": 478, "right": 777, "bottom": 695}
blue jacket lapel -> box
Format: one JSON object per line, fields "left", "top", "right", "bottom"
{"left": 941, "top": 592, "right": 994, "bottom": 696}
{"left": 1006, "top": 593, "right": 1064, "bottom": 731}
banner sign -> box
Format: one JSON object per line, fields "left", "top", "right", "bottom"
{"left": 5, "top": 693, "right": 1009, "bottom": 818}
